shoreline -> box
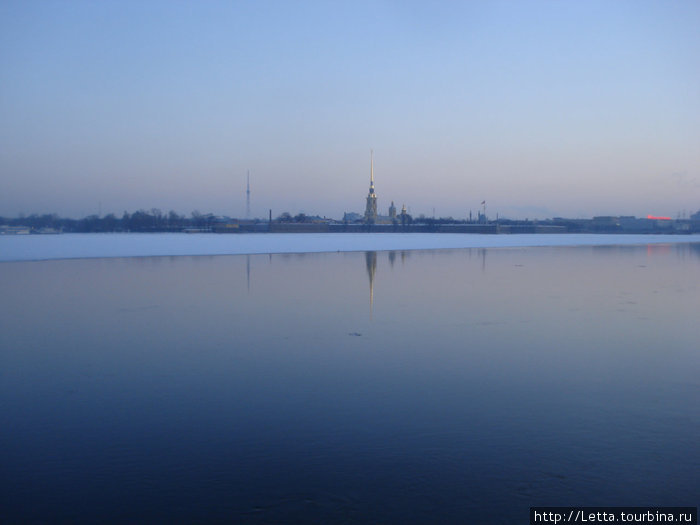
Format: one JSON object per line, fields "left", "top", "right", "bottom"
{"left": 2, "top": 232, "right": 700, "bottom": 263}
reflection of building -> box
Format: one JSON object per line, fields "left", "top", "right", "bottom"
{"left": 365, "top": 251, "right": 377, "bottom": 318}
{"left": 364, "top": 151, "right": 378, "bottom": 224}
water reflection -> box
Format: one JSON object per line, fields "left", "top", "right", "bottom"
{"left": 365, "top": 251, "right": 377, "bottom": 320}
{"left": 246, "top": 254, "right": 251, "bottom": 292}
{"left": 0, "top": 243, "right": 698, "bottom": 524}
{"left": 364, "top": 248, "right": 497, "bottom": 321}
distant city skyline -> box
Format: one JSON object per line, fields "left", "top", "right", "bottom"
{"left": 1, "top": 1, "right": 699, "bottom": 220}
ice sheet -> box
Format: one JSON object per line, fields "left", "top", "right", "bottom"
{"left": 2, "top": 232, "right": 699, "bottom": 262}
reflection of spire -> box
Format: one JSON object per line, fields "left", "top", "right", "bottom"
{"left": 388, "top": 250, "right": 396, "bottom": 267}
{"left": 365, "top": 251, "right": 377, "bottom": 320}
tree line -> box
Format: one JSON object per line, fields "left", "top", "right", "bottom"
{"left": 0, "top": 209, "right": 225, "bottom": 233}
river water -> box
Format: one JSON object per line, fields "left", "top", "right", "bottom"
{"left": 1, "top": 243, "right": 698, "bottom": 523}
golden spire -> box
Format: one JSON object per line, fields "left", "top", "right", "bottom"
{"left": 364, "top": 149, "right": 378, "bottom": 223}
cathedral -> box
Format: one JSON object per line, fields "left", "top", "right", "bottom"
{"left": 364, "top": 150, "right": 378, "bottom": 224}
{"left": 362, "top": 150, "right": 408, "bottom": 225}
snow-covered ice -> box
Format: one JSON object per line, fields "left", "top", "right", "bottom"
{"left": 1, "top": 232, "right": 699, "bottom": 262}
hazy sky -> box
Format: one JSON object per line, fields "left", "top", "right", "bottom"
{"left": 1, "top": 0, "right": 699, "bottom": 219}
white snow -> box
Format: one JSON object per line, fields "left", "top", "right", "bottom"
{"left": 1, "top": 232, "right": 699, "bottom": 262}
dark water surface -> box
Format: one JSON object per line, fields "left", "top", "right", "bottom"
{"left": 1, "top": 244, "right": 698, "bottom": 523}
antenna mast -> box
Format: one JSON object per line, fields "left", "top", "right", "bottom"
{"left": 246, "top": 170, "right": 251, "bottom": 219}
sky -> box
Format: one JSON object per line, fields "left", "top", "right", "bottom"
{"left": 1, "top": 0, "right": 699, "bottom": 220}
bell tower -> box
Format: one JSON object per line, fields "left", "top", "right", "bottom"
{"left": 364, "top": 150, "right": 378, "bottom": 224}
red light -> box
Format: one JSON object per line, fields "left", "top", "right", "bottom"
{"left": 647, "top": 215, "right": 671, "bottom": 220}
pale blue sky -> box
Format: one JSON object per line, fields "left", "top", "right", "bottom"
{"left": 1, "top": 0, "right": 699, "bottom": 219}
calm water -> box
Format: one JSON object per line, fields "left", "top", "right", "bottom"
{"left": 1, "top": 244, "right": 698, "bottom": 523}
